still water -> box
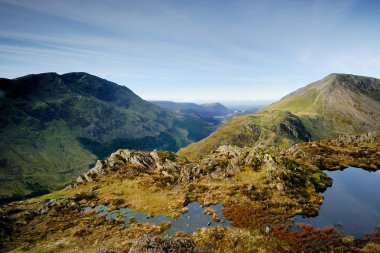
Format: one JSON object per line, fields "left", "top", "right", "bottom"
{"left": 84, "top": 201, "right": 231, "bottom": 235}
{"left": 296, "top": 167, "right": 380, "bottom": 238}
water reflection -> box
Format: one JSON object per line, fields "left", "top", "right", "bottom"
{"left": 84, "top": 201, "right": 231, "bottom": 235}
{"left": 296, "top": 167, "right": 380, "bottom": 238}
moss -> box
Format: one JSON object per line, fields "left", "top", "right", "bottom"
{"left": 158, "top": 151, "right": 176, "bottom": 162}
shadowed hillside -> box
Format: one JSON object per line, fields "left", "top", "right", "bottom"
{"left": 0, "top": 72, "right": 215, "bottom": 201}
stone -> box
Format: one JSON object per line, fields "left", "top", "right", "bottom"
{"left": 217, "top": 145, "right": 243, "bottom": 157}
{"left": 128, "top": 217, "right": 136, "bottom": 224}
{"left": 69, "top": 201, "right": 81, "bottom": 211}
{"left": 276, "top": 183, "right": 285, "bottom": 191}
{"left": 129, "top": 234, "right": 200, "bottom": 253}
{"left": 212, "top": 213, "right": 220, "bottom": 222}
{"left": 97, "top": 248, "right": 117, "bottom": 253}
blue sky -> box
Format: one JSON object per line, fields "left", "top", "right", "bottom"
{"left": 1, "top": 0, "right": 380, "bottom": 102}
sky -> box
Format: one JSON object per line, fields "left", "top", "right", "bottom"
{"left": 1, "top": 0, "right": 380, "bottom": 102}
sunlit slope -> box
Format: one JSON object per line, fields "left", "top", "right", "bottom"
{"left": 178, "top": 73, "right": 380, "bottom": 159}
{"left": 265, "top": 73, "right": 380, "bottom": 139}
{"left": 178, "top": 110, "right": 311, "bottom": 159}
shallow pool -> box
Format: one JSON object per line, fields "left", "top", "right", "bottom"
{"left": 84, "top": 201, "right": 231, "bottom": 235}
{"left": 296, "top": 167, "right": 380, "bottom": 238}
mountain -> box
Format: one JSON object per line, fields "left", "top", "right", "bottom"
{"left": 177, "top": 110, "right": 311, "bottom": 159}
{"left": 0, "top": 72, "right": 215, "bottom": 201}
{"left": 2, "top": 73, "right": 379, "bottom": 252}
{"left": 199, "top": 102, "right": 233, "bottom": 117}
{"left": 151, "top": 101, "right": 233, "bottom": 118}
{"left": 265, "top": 73, "right": 380, "bottom": 139}
{"left": 178, "top": 73, "right": 380, "bottom": 159}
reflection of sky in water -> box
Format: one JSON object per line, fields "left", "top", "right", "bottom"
{"left": 83, "top": 201, "right": 231, "bottom": 235}
{"left": 296, "top": 167, "right": 380, "bottom": 238}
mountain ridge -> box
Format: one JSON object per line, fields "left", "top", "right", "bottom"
{"left": 0, "top": 72, "right": 216, "bottom": 201}
{"left": 265, "top": 73, "right": 380, "bottom": 139}
{"left": 151, "top": 100, "right": 233, "bottom": 118}
{"left": 178, "top": 73, "right": 380, "bottom": 159}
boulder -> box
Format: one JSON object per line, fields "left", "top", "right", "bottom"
{"left": 129, "top": 234, "right": 201, "bottom": 253}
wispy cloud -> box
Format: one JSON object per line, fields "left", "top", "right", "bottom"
{"left": 0, "top": 0, "right": 379, "bottom": 101}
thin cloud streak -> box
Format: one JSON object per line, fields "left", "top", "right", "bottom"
{"left": 0, "top": 0, "right": 379, "bottom": 101}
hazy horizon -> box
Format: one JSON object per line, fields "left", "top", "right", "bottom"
{"left": 1, "top": 0, "right": 380, "bottom": 101}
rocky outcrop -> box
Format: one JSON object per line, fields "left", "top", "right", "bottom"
{"left": 72, "top": 144, "right": 333, "bottom": 199}
{"left": 216, "top": 145, "right": 244, "bottom": 157}
{"left": 75, "top": 149, "right": 169, "bottom": 184}
{"left": 73, "top": 146, "right": 253, "bottom": 186}
{"left": 286, "top": 132, "right": 380, "bottom": 171}
{"left": 335, "top": 132, "right": 379, "bottom": 145}
{"left": 129, "top": 234, "right": 201, "bottom": 253}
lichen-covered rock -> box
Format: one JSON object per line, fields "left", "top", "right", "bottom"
{"left": 74, "top": 149, "right": 173, "bottom": 184}
{"left": 286, "top": 132, "right": 380, "bottom": 171}
{"left": 337, "top": 132, "right": 379, "bottom": 145}
{"left": 216, "top": 145, "right": 244, "bottom": 157}
{"left": 129, "top": 234, "right": 201, "bottom": 253}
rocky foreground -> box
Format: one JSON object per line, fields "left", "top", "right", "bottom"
{"left": 0, "top": 133, "right": 379, "bottom": 252}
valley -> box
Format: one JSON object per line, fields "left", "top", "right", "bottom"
{"left": 2, "top": 1, "right": 380, "bottom": 252}
{"left": 0, "top": 73, "right": 379, "bottom": 252}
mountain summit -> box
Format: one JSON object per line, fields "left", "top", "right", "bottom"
{"left": 178, "top": 73, "right": 380, "bottom": 159}
{"left": 265, "top": 73, "right": 380, "bottom": 139}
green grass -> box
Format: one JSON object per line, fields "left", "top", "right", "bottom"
{"left": 267, "top": 87, "right": 321, "bottom": 114}
{"left": 178, "top": 110, "right": 310, "bottom": 160}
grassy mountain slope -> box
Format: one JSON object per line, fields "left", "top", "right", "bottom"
{"left": 0, "top": 72, "right": 215, "bottom": 201}
{"left": 265, "top": 73, "right": 380, "bottom": 139}
{"left": 178, "top": 73, "right": 380, "bottom": 159}
{"left": 178, "top": 110, "right": 311, "bottom": 160}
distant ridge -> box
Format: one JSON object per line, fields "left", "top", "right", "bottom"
{"left": 151, "top": 101, "right": 232, "bottom": 118}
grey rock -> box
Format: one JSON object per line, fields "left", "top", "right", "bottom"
{"left": 216, "top": 145, "right": 243, "bottom": 157}
{"left": 129, "top": 234, "right": 201, "bottom": 253}
{"left": 97, "top": 248, "right": 117, "bottom": 253}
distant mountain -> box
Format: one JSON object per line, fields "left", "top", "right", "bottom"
{"left": 199, "top": 102, "right": 233, "bottom": 117}
{"left": 265, "top": 73, "right": 380, "bottom": 139}
{"left": 151, "top": 101, "right": 233, "bottom": 118}
{"left": 0, "top": 72, "right": 215, "bottom": 201}
{"left": 178, "top": 73, "right": 380, "bottom": 159}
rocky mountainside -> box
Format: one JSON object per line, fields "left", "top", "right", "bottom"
{"left": 151, "top": 101, "right": 233, "bottom": 118}
{"left": 178, "top": 73, "right": 380, "bottom": 159}
{"left": 0, "top": 72, "right": 215, "bottom": 202}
